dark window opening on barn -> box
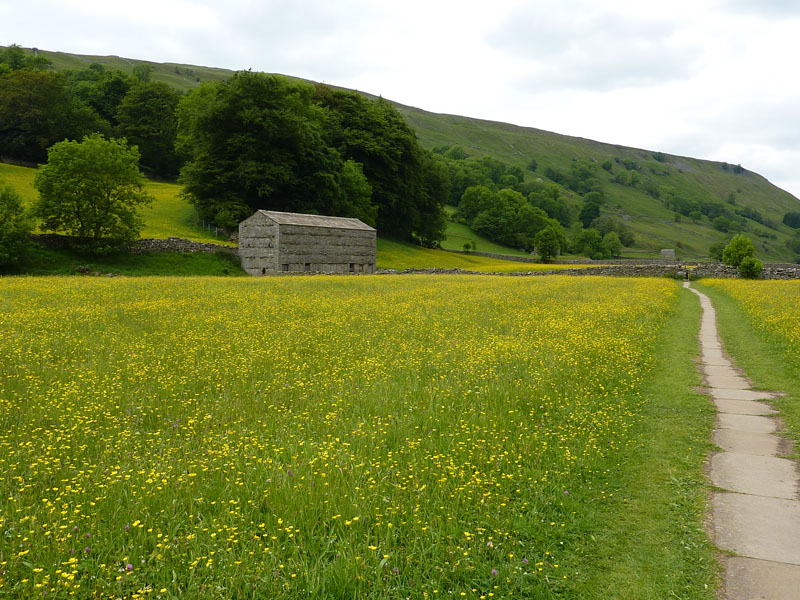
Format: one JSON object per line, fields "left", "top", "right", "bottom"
{"left": 281, "top": 264, "right": 289, "bottom": 272}
{"left": 349, "top": 263, "right": 355, "bottom": 273}
{"left": 304, "top": 263, "right": 311, "bottom": 272}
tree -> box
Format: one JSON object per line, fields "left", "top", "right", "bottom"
{"left": 0, "top": 182, "right": 33, "bottom": 266}
{"left": 579, "top": 193, "right": 602, "bottom": 228}
{"left": 738, "top": 256, "right": 763, "bottom": 279}
{"left": 132, "top": 64, "right": 153, "bottom": 83}
{"left": 709, "top": 241, "right": 726, "bottom": 261}
{"left": 526, "top": 158, "right": 538, "bottom": 172}
{"left": 34, "top": 134, "right": 153, "bottom": 250}
{"left": 575, "top": 228, "right": 609, "bottom": 259}
{"left": 312, "top": 85, "right": 447, "bottom": 243}
{"left": 722, "top": 234, "right": 755, "bottom": 267}
{"left": 535, "top": 225, "right": 560, "bottom": 262}
{"left": 603, "top": 231, "right": 623, "bottom": 257}
{"left": 0, "top": 70, "right": 102, "bottom": 163}
{"left": 783, "top": 211, "right": 800, "bottom": 229}
{"left": 713, "top": 215, "right": 731, "bottom": 233}
{"left": 178, "top": 73, "right": 347, "bottom": 228}
{"left": 116, "top": 81, "right": 182, "bottom": 178}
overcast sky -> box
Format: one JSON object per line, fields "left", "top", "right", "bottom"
{"left": 4, "top": 0, "right": 800, "bottom": 198}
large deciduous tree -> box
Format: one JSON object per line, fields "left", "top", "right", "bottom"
{"left": 34, "top": 134, "right": 153, "bottom": 250}
{"left": 177, "top": 72, "right": 374, "bottom": 230}
{"left": 0, "top": 70, "right": 101, "bottom": 163}
{"left": 116, "top": 81, "right": 182, "bottom": 178}
{"left": 313, "top": 85, "right": 447, "bottom": 244}
{"left": 722, "top": 234, "right": 755, "bottom": 267}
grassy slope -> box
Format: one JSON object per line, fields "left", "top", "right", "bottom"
{"left": 38, "top": 49, "right": 231, "bottom": 92}
{"left": 396, "top": 105, "right": 800, "bottom": 261}
{"left": 14, "top": 47, "right": 800, "bottom": 261}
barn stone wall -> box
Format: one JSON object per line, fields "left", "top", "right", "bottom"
{"left": 239, "top": 218, "right": 280, "bottom": 275}
{"left": 277, "top": 225, "right": 376, "bottom": 274}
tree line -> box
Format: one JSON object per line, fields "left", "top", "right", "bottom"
{"left": 434, "top": 147, "right": 635, "bottom": 260}
{"left": 0, "top": 45, "right": 447, "bottom": 247}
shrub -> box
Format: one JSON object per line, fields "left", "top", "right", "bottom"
{"left": 722, "top": 234, "right": 755, "bottom": 267}
{"left": 738, "top": 256, "right": 763, "bottom": 279}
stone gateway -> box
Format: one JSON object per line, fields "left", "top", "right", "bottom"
{"left": 238, "top": 210, "right": 377, "bottom": 276}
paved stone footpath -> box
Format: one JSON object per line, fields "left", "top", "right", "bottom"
{"left": 686, "top": 282, "right": 800, "bottom": 599}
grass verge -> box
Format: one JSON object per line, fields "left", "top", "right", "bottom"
{"left": 696, "top": 281, "right": 800, "bottom": 457}
{"left": 377, "top": 238, "right": 594, "bottom": 272}
{"left": 1, "top": 244, "right": 245, "bottom": 277}
{"left": 561, "top": 283, "right": 718, "bottom": 598}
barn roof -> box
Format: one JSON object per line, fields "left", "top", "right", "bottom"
{"left": 257, "top": 210, "right": 375, "bottom": 231}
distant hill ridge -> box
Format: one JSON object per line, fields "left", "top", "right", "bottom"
{"left": 19, "top": 47, "right": 800, "bottom": 261}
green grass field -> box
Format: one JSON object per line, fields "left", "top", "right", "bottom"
{"left": 0, "top": 275, "right": 717, "bottom": 598}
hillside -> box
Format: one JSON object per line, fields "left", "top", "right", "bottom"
{"left": 14, "top": 47, "right": 800, "bottom": 261}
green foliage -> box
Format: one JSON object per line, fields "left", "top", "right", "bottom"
{"left": 534, "top": 225, "right": 560, "bottom": 261}
{"left": 526, "top": 158, "right": 538, "bottom": 172}
{"left": 177, "top": 73, "right": 349, "bottom": 228}
{"left": 0, "top": 70, "right": 101, "bottom": 163}
{"left": 603, "top": 231, "right": 623, "bottom": 257}
{"left": 116, "top": 81, "right": 182, "bottom": 178}
{"left": 0, "top": 44, "right": 51, "bottom": 71}
{"left": 314, "top": 86, "right": 447, "bottom": 244}
{"left": 722, "top": 234, "right": 755, "bottom": 267}
{"left": 444, "top": 145, "right": 469, "bottom": 160}
{"left": 456, "top": 184, "right": 564, "bottom": 252}
{"left": 591, "top": 215, "right": 635, "bottom": 246}
{"left": 65, "top": 64, "right": 135, "bottom": 127}
{"left": 737, "top": 256, "right": 763, "bottom": 279}
{"left": 33, "top": 134, "right": 153, "bottom": 251}
{"left": 575, "top": 228, "right": 610, "bottom": 259}
{"left": 132, "top": 64, "right": 153, "bottom": 83}
{"left": 0, "top": 182, "right": 32, "bottom": 266}
{"left": 783, "top": 211, "right": 800, "bottom": 229}
{"left": 528, "top": 183, "right": 573, "bottom": 227}
{"left": 709, "top": 241, "right": 726, "bottom": 261}
{"left": 579, "top": 194, "right": 602, "bottom": 228}
{"left": 176, "top": 75, "right": 445, "bottom": 242}
{"left": 713, "top": 215, "right": 731, "bottom": 232}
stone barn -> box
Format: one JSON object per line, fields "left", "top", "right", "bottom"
{"left": 238, "top": 210, "right": 376, "bottom": 275}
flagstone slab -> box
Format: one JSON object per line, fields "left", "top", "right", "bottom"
{"left": 712, "top": 492, "right": 800, "bottom": 564}
{"left": 709, "top": 453, "right": 798, "bottom": 499}
{"left": 717, "top": 413, "right": 778, "bottom": 434}
{"left": 713, "top": 398, "right": 777, "bottom": 416}
{"left": 723, "top": 557, "right": 800, "bottom": 600}
{"left": 713, "top": 430, "right": 781, "bottom": 457}
{"left": 706, "top": 374, "right": 751, "bottom": 389}
{"left": 709, "top": 388, "right": 777, "bottom": 401}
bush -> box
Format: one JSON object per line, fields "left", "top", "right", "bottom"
{"left": 738, "top": 256, "right": 763, "bottom": 279}
{"left": 0, "top": 182, "right": 33, "bottom": 267}
{"left": 722, "top": 234, "right": 755, "bottom": 267}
